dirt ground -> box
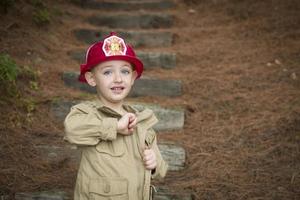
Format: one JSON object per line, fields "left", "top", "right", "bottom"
{"left": 0, "top": 0, "right": 300, "bottom": 199}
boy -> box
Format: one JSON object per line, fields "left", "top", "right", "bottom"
{"left": 64, "top": 32, "right": 168, "bottom": 200}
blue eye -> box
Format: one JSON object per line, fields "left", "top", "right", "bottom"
{"left": 121, "top": 69, "right": 131, "bottom": 75}
{"left": 103, "top": 70, "right": 112, "bottom": 75}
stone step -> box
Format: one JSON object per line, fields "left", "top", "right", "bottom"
{"left": 15, "top": 191, "right": 69, "bottom": 200}
{"left": 51, "top": 100, "right": 184, "bottom": 132}
{"left": 87, "top": 14, "right": 173, "bottom": 29}
{"left": 62, "top": 72, "right": 182, "bottom": 97}
{"left": 154, "top": 187, "right": 194, "bottom": 200}
{"left": 14, "top": 188, "right": 193, "bottom": 200}
{"left": 137, "top": 51, "right": 176, "bottom": 69}
{"left": 157, "top": 143, "right": 185, "bottom": 171}
{"left": 36, "top": 143, "right": 185, "bottom": 171}
{"left": 73, "top": 29, "right": 173, "bottom": 47}
{"left": 80, "top": 0, "right": 175, "bottom": 10}
{"left": 69, "top": 50, "right": 176, "bottom": 69}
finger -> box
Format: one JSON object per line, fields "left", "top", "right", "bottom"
{"left": 145, "top": 161, "right": 157, "bottom": 170}
{"left": 128, "top": 113, "right": 136, "bottom": 121}
{"left": 128, "top": 128, "right": 134, "bottom": 133}
{"left": 130, "top": 115, "right": 136, "bottom": 121}
{"left": 128, "top": 119, "right": 136, "bottom": 129}
{"left": 143, "top": 149, "right": 154, "bottom": 157}
{"left": 128, "top": 117, "right": 137, "bottom": 128}
{"left": 143, "top": 153, "right": 154, "bottom": 163}
{"left": 144, "top": 158, "right": 155, "bottom": 166}
{"left": 143, "top": 149, "right": 150, "bottom": 158}
{"left": 130, "top": 117, "right": 137, "bottom": 128}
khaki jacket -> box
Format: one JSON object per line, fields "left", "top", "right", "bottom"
{"left": 64, "top": 100, "right": 168, "bottom": 200}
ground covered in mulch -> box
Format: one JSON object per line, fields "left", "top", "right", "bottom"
{"left": 0, "top": 0, "right": 299, "bottom": 199}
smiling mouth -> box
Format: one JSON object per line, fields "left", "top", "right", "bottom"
{"left": 111, "top": 86, "right": 125, "bottom": 92}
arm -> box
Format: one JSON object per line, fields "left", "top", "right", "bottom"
{"left": 64, "top": 103, "right": 118, "bottom": 146}
{"left": 143, "top": 130, "right": 168, "bottom": 179}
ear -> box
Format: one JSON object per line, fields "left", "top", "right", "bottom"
{"left": 85, "top": 72, "right": 96, "bottom": 87}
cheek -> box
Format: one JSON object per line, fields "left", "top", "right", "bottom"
{"left": 96, "top": 75, "right": 110, "bottom": 85}
{"left": 130, "top": 79, "right": 135, "bottom": 86}
{"left": 127, "top": 73, "right": 136, "bottom": 85}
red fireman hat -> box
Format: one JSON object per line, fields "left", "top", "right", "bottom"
{"left": 79, "top": 32, "right": 144, "bottom": 82}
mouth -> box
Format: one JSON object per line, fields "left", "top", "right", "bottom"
{"left": 111, "top": 86, "right": 125, "bottom": 93}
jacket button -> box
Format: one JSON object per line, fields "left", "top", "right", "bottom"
{"left": 104, "top": 184, "right": 110, "bottom": 193}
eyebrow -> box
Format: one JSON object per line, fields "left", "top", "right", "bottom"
{"left": 98, "top": 66, "right": 113, "bottom": 72}
{"left": 98, "top": 64, "right": 133, "bottom": 71}
{"left": 101, "top": 65, "right": 113, "bottom": 69}
{"left": 121, "top": 65, "right": 132, "bottom": 68}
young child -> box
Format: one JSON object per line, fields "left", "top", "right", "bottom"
{"left": 64, "top": 32, "right": 168, "bottom": 200}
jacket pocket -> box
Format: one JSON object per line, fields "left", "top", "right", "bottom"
{"left": 95, "top": 136, "right": 125, "bottom": 157}
{"left": 89, "top": 178, "right": 128, "bottom": 200}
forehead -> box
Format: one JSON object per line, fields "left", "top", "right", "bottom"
{"left": 95, "top": 60, "right": 132, "bottom": 70}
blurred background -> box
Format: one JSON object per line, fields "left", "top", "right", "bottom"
{"left": 0, "top": 0, "right": 299, "bottom": 199}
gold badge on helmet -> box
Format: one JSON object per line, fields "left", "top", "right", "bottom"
{"left": 102, "top": 35, "right": 127, "bottom": 56}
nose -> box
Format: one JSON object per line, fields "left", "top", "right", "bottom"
{"left": 114, "top": 71, "right": 122, "bottom": 83}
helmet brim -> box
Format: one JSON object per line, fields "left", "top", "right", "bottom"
{"left": 78, "top": 55, "right": 143, "bottom": 82}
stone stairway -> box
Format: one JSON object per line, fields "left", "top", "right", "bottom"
{"left": 16, "top": 0, "right": 193, "bottom": 199}
{"left": 63, "top": 72, "right": 182, "bottom": 97}
{"left": 74, "top": 29, "right": 174, "bottom": 47}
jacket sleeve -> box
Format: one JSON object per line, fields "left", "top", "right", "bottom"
{"left": 64, "top": 103, "right": 118, "bottom": 146}
{"left": 151, "top": 133, "right": 168, "bottom": 179}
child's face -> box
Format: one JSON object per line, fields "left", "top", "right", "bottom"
{"left": 85, "top": 60, "right": 137, "bottom": 106}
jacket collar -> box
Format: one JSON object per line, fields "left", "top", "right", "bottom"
{"left": 92, "top": 99, "right": 136, "bottom": 118}
{"left": 91, "top": 99, "right": 158, "bottom": 127}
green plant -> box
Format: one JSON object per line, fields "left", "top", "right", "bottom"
{"left": 19, "top": 65, "right": 40, "bottom": 91}
{"left": 30, "top": 81, "right": 39, "bottom": 90}
{"left": 21, "top": 65, "right": 39, "bottom": 80}
{"left": 33, "top": 8, "right": 50, "bottom": 26}
{"left": 0, "top": 54, "right": 18, "bottom": 83}
{"left": 0, "top": 54, "right": 19, "bottom": 96}
{"left": 23, "top": 97, "right": 36, "bottom": 122}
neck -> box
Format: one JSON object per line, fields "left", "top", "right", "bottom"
{"left": 98, "top": 96, "right": 126, "bottom": 115}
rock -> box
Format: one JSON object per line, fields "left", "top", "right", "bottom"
{"left": 35, "top": 144, "right": 80, "bottom": 165}
{"left": 36, "top": 143, "right": 185, "bottom": 172}
{"left": 62, "top": 72, "right": 182, "bottom": 97}
{"left": 131, "top": 78, "right": 182, "bottom": 97}
{"left": 131, "top": 103, "right": 184, "bottom": 132}
{"left": 81, "top": 0, "right": 175, "bottom": 10}
{"left": 158, "top": 143, "right": 186, "bottom": 171}
{"left": 188, "top": 9, "right": 196, "bottom": 14}
{"left": 68, "top": 50, "right": 176, "bottom": 69}
{"left": 62, "top": 72, "right": 95, "bottom": 94}
{"left": 51, "top": 100, "right": 184, "bottom": 132}
{"left": 15, "top": 191, "right": 69, "bottom": 200}
{"left": 73, "top": 29, "right": 173, "bottom": 47}
{"left": 0, "top": 195, "right": 10, "bottom": 200}
{"left": 274, "top": 59, "right": 281, "bottom": 65}
{"left": 68, "top": 50, "right": 84, "bottom": 63}
{"left": 137, "top": 51, "right": 176, "bottom": 69}
{"left": 291, "top": 72, "right": 297, "bottom": 80}
{"left": 14, "top": 188, "right": 193, "bottom": 200}
{"left": 87, "top": 14, "right": 173, "bottom": 29}
{"left": 154, "top": 187, "right": 194, "bottom": 200}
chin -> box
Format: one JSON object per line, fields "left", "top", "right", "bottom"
{"left": 109, "top": 94, "right": 127, "bottom": 102}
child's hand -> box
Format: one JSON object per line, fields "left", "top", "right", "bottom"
{"left": 117, "top": 113, "right": 137, "bottom": 135}
{"left": 143, "top": 148, "right": 157, "bottom": 170}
